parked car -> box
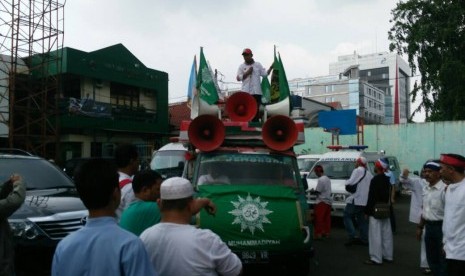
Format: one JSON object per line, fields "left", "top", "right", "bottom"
{"left": 306, "top": 149, "right": 386, "bottom": 216}
{"left": 0, "top": 150, "right": 88, "bottom": 275}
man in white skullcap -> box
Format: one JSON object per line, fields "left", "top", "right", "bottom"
{"left": 140, "top": 177, "right": 243, "bottom": 276}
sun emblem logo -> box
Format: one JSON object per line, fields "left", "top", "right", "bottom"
{"left": 228, "top": 193, "right": 273, "bottom": 235}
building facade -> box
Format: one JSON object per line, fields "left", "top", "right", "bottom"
{"left": 1, "top": 44, "right": 170, "bottom": 165}
{"left": 329, "top": 51, "right": 411, "bottom": 124}
{"left": 289, "top": 73, "right": 386, "bottom": 125}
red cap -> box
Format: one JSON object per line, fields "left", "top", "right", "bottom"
{"left": 242, "top": 48, "right": 253, "bottom": 55}
{"left": 440, "top": 153, "right": 465, "bottom": 168}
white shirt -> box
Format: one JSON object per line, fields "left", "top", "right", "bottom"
{"left": 345, "top": 166, "right": 373, "bottom": 206}
{"left": 400, "top": 176, "right": 427, "bottom": 223}
{"left": 140, "top": 223, "right": 242, "bottom": 276}
{"left": 116, "top": 172, "right": 136, "bottom": 220}
{"left": 443, "top": 178, "right": 465, "bottom": 261}
{"left": 236, "top": 61, "right": 268, "bottom": 95}
{"left": 422, "top": 180, "right": 446, "bottom": 221}
{"left": 315, "top": 175, "right": 332, "bottom": 205}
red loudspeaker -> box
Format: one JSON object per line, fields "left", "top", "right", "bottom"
{"left": 188, "top": 115, "right": 225, "bottom": 152}
{"left": 262, "top": 115, "right": 298, "bottom": 151}
{"left": 225, "top": 91, "right": 257, "bottom": 122}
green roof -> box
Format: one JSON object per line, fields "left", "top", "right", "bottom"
{"left": 33, "top": 43, "right": 168, "bottom": 91}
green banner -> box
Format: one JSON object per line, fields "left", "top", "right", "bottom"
{"left": 197, "top": 47, "right": 219, "bottom": 105}
{"left": 261, "top": 76, "right": 271, "bottom": 104}
{"left": 197, "top": 185, "right": 306, "bottom": 252}
{"left": 270, "top": 48, "right": 290, "bottom": 104}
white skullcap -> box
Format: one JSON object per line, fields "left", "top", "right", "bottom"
{"left": 160, "top": 177, "right": 194, "bottom": 200}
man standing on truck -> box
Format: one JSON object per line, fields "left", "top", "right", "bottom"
{"left": 236, "top": 48, "right": 272, "bottom": 122}
{"left": 343, "top": 157, "right": 373, "bottom": 246}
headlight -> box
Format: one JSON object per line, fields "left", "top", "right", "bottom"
{"left": 333, "top": 194, "right": 346, "bottom": 202}
{"left": 9, "top": 219, "right": 41, "bottom": 240}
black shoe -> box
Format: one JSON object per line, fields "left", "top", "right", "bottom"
{"left": 364, "top": 259, "right": 382, "bottom": 265}
{"left": 351, "top": 238, "right": 368, "bottom": 246}
{"left": 356, "top": 240, "right": 369, "bottom": 246}
{"left": 382, "top": 258, "right": 393, "bottom": 263}
{"left": 344, "top": 238, "right": 358, "bottom": 246}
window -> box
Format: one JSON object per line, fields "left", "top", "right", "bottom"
{"left": 306, "top": 86, "right": 311, "bottom": 96}
{"left": 110, "top": 83, "right": 140, "bottom": 108}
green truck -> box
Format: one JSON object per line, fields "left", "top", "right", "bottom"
{"left": 179, "top": 93, "right": 313, "bottom": 274}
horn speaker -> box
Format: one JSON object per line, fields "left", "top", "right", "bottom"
{"left": 225, "top": 91, "right": 257, "bottom": 122}
{"left": 262, "top": 115, "right": 298, "bottom": 151}
{"left": 188, "top": 115, "right": 225, "bottom": 152}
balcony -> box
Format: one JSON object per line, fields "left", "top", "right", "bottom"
{"left": 56, "top": 98, "right": 163, "bottom": 133}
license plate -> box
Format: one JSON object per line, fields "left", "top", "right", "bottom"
{"left": 241, "top": 251, "right": 269, "bottom": 263}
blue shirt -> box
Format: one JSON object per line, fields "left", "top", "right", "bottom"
{"left": 52, "top": 216, "right": 156, "bottom": 276}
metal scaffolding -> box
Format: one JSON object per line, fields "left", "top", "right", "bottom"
{"left": 0, "top": 0, "right": 64, "bottom": 159}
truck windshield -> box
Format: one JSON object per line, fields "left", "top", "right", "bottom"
{"left": 194, "top": 152, "right": 300, "bottom": 188}
{"left": 307, "top": 160, "right": 356, "bottom": 179}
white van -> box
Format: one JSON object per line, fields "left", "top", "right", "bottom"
{"left": 305, "top": 150, "right": 383, "bottom": 216}
{"left": 150, "top": 142, "right": 189, "bottom": 179}
{"left": 297, "top": 154, "right": 322, "bottom": 178}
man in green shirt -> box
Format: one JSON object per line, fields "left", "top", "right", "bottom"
{"left": 120, "top": 170, "right": 163, "bottom": 236}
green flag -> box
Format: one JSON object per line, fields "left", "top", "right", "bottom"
{"left": 269, "top": 47, "right": 290, "bottom": 104}
{"left": 197, "top": 47, "right": 219, "bottom": 105}
{"left": 261, "top": 76, "right": 271, "bottom": 104}
{"left": 196, "top": 185, "right": 306, "bottom": 252}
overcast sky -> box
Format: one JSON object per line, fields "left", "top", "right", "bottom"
{"left": 65, "top": 0, "right": 415, "bottom": 111}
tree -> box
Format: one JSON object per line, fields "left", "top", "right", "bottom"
{"left": 388, "top": 0, "right": 465, "bottom": 121}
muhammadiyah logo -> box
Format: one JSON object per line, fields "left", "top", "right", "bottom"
{"left": 228, "top": 193, "right": 273, "bottom": 235}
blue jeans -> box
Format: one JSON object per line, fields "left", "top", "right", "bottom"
{"left": 343, "top": 203, "right": 368, "bottom": 243}
{"left": 425, "top": 222, "right": 447, "bottom": 276}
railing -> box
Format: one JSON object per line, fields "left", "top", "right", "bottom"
{"left": 58, "top": 98, "right": 157, "bottom": 123}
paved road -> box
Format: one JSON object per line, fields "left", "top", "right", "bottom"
{"left": 309, "top": 193, "right": 426, "bottom": 276}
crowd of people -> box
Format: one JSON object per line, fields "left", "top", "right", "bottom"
{"left": 49, "top": 143, "right": 243, "bottom": 276}
{"left": 1, "top": 142, "right": 465, "bottom": 276}
{"left": 320, "top": 153, "right": 465, "bottom": 276}
{"left": 1, "top": 47, "right": 464, "bottom": 274}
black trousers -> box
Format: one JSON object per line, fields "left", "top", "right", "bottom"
{"left": 446, "top": 259, "right": 465, "bottom": 276}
